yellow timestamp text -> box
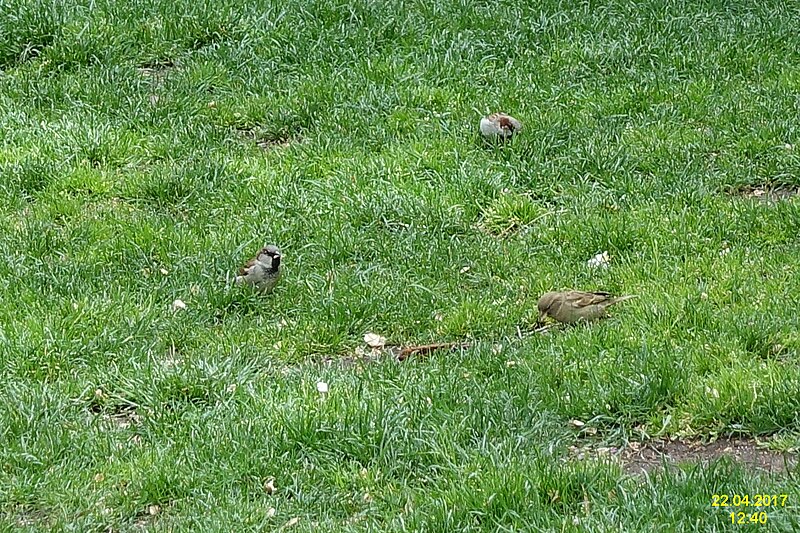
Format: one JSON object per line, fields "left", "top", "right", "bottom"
{"left": 712, "top": 494, "right": 788, "bottom": 508}
{"left": 729, "top": 511, "right": 767, "bottom": 525}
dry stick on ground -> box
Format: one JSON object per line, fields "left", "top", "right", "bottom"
{"left": 396, "top": 325, "right": 554, "bottom": 362}
{"left": 397, "top": 342, "right": 471, "bottom": 361}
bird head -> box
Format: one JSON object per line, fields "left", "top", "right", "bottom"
{"left": 537, "top": 292, "right": 556, "bottom": 323}
{"left": 257, "top": 245, "right": 281, "bottom": 271}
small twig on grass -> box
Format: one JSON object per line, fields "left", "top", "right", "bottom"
{"left": 533, "top": 323, "right": 555, "bottom": 334}
{"left": 397, "top": 342, "right": 471, "bottom": 361}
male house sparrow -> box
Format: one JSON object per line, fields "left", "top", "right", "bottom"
{"left": 235, "top": 245, "right": 282, "bottom": 293}
{"left": 537, "top": 291, "right": 635, "bottom": 324}
{"left": 480, "top": 112, "right": 522, "bottom": 141}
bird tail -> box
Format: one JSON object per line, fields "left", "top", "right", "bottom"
{"left": 610, "top": 294, "right": 637, "bottom": 305}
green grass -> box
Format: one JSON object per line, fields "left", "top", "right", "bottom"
{"left": 1, "top": 0, "right": 800, "bottom": 530}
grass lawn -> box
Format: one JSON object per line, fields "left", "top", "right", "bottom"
{"left": 1, "top": 0, "right": 799, "bottom": 530}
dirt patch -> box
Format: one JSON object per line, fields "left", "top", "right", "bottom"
{"left": 569, "top": 437, "right": 796, "bottom": 475}
{"left": 236, "top": 127, "right": 301, "bottom": 150}
{"left": 256, "top": 134, "right": 300, "bottom": 150}
{"left": 138, "top": 59, "right": 176, "bottom": 106}
{"left": 5, "top": 506, "right": 51, "bottom": 528}
{"left": 733, "top": 184, "right": 799, "bottom": 203}
{"left": 132, "top": 503, "right": 167, "bottom": 529}
{"left": 102, "top": 407, "right": 142, "bottom": 430}
{"left": 621, "top": 437, "right": 797, "bottom": 475}
{"left": 87, "top": 389, "right": 143, "bottom": 430}
{"left": 138, "top": 59, "right": 175, "bottom": 80}
{"left": 321, "top": 349, "right": 381, "bottom": 369}
{"left": 320, "top": 342, "right": 471, "bottom": 368}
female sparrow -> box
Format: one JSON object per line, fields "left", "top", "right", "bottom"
{"left": 537, "top": 291, "right": 635, "bottom": 324}
{"left": 235, "top": 245, "right": 282, "bottom": 293}
{"left": 480, "top": 112, "right": 522, "bottom": 141}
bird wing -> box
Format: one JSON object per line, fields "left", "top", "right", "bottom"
{"left": 239, "top": 257, "right": 256, "bottom": 276}
{"left": 565, "top": 291, "right": 613, "bottom": 308}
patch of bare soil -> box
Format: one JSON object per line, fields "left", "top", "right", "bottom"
{"left": 138, "top": 59, "right": 176, "bottom": 105}
{"left": 132, "top": 503, "right": 167, "bottom": 529}
{"left": 88, "top": 389, "right": 144, "bottom": 432}
{"left": 102, "top": 406, "right": 142, "bottom": 430}
{"left": 621, "top": 437, "right": 797, "bottom": 475}
{"left": 137, "top": 59, "right": 176, "bottom": 81}
{"left": 256, "top": 135, "right": 299, "bottom": 150}
{"left": 5, "top": 506, "right": 51, "bottom": 528}
{"left": 733, "top": 184, "right": 800, "bottom": 203}
{"left": 568, "top": 437, "right": 796, "bottom": 475}
{"left": 320, "top": 341, "right": 471, "bottom": 368}
{"left": 236, "top": 127, "right": 300, "bottom": 150}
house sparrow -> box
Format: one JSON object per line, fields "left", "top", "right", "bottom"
{"left": 537, "top": 291, "right": 636, "bottom": 324}
{"left": 480, "top": 112, "right": 522, "bottom": 141}
{"left": 235, "top": 245, "right": 282, "bottom": 293}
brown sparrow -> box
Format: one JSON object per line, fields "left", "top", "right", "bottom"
{"left": 480, "top": 112, "right": 522, "bottom": 141}
{"left": 235, "top": 245, "right": 282, "bottom": 293}
{"left": 537, "top": 291, "right": 635, "bottom": 324}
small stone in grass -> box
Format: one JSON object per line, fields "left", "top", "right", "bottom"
{"left": 364, "top": 333, "right": 386, "bottom": 348}
{"left": 586, "top": 251, "right": 610, "bottom": 269}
